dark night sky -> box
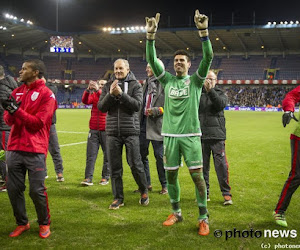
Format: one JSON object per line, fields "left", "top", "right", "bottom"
{"left": 1, "top": 0, "right": 300, "bottom": 32}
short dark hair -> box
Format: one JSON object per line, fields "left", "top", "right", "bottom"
{"left": 173, "top": 50, "right": 191, "bottom": 62}
{"left": 0, "top": 65, "right": 4, "bottom": 77}
{"left": 24, "top": 59, "right": 46, "bottom": 79}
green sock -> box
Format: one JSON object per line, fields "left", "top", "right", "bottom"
{"left": 166, "top": 170, "right": 181, "bottom": 213}
{"left": 191, "top": 171, "right": 208, "bottom": 220}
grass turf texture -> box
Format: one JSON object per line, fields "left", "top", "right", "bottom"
{"left": 0, "top": 110, "right": 299, "bottom": 249}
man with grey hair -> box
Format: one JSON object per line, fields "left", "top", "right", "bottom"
{"left": 0, "top": 65, "right": 18, "bottom": 191}
{"left": 98, "top": 59, "right": 149, "bottom": 209}
{"left": 136, "top": 59, "right": 167, "bottom": 195}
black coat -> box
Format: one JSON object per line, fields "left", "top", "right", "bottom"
{"left": 98, "top": 71, "right": 142, "bottom": 136}
{"left": 199, "top": 86, "right": 228, "bottom": 140}
{"left": 0, "top": 76, "right": 18, "bottom": 131}
{"left": 46, "top": 81, "right": 58, "bottom": 124}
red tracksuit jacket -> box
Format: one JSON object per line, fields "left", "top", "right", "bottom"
{"left": 4, "top": 79, "right": 57, "bottom": 156}
{"left": 81, "top": 90, "right": 106, "bottom": 131}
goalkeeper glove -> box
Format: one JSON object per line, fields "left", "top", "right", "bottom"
{"left": 145, "top": 13, "right": 160, "bottom": 40}
{"left": 282, "top": 111, "right": 299, "bottom": 127}
{"left": 194, "top": 10, "right": 209, "bottom": 37}
{"left": 2, "top": 95, "right": 20, "bottom": 114}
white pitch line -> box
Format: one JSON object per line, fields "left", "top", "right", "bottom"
{"left": 57, "top": 131, "right": 87, "bottom": 134}
{"left": 60, "top": 141, "right": 87, "bottom": 147}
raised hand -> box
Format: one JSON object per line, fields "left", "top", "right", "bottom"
{"left": 194, "top": 10, "right": 209, "bottom": 37}
{"left": 110, "top": 80, "right": 122, "bottom": 96}
{"left": 145, "top": 13, "right": 160, "bottom": 40}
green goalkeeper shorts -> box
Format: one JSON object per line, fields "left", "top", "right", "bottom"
{"left": 163, "top": 136, "right": 203, "bottom": 170}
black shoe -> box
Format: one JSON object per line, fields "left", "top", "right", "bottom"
{"left": 139, "top": 193, "right": 149, "bottom": 206}
{"left": 109, "top": 200, "right": 124, "bottom": 210}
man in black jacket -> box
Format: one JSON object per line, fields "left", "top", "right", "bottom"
{"left": 0, "top": 65, "right": 18, "bottom": 191}
{"left": 98, "top": 59, "right": 149, "bottom": 209}
{"left": 45, "top": 79, "right": 64, "bottom": 182}
{"left": 199, "top": 70, "right": 232, "bottom": 205}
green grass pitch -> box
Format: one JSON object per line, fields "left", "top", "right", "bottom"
{"left": 0, "top": 110, "right": 299, "bottom": 249}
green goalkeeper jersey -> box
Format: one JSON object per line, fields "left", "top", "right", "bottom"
{"left": 146, "top": 39, "right": 213, "bottom": 137}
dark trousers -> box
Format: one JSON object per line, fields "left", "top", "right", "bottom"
{"left": 201, "top": 139, "right": 231, "bottom": 197}
{"left": 48, "top": 124, "right": 64, "bottom": 174}
{"left": 0, "top": 130, "right": 9, "bottom": 180}
{"left": 85, "top": 129, "right": 110, "bottom": 180}
{"left": 139, "top": 131, "right": 166, "bottom": 188}
{"left": 275, "top": 135, "right": 300, "bottom": 214}
{"left": 107, "top": 135, "right": 147, "bottom": 201}
{"left": 6, "top": 151, "right": 50, "bottom": 226}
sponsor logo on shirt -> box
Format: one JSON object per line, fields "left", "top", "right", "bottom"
{"left": 168, "top": 86, "right": 190, "bottom": 99}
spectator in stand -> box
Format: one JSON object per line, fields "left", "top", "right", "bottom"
{"left": 81, "top": 79, "right": 109, "bottom": 186}
{"left": 0, "top": 65, "right": 18, "bottom": 192}
{"left": 43, "top": 78, "right": 65, "bottom": 182}
{"left": 3, "top": 59, "right": 56, "bottom": 238}
{"left": 137, "top": 60, "right": 167, "bottom": 195}
{"left": 199, "top": 70, "right": 232, "bottom": 205}
{"left": 98, "top": 58, "right": 149, "bottom": 209}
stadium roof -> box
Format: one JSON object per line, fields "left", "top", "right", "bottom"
{"left": 1, "top": 15, "right": 300, "bottom": 59}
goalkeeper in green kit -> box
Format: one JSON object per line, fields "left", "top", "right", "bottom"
{"left": 145, "top": 10, "right": 213, "bottom": 236}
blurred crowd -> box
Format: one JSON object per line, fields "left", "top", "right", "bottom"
{"left": 220, "top": 85, "right": 295, "bottom": 107}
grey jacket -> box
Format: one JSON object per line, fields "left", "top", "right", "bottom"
{"left": 98, "top": 71, "right": 142, "bottom": 136}
{"left": 140, "top": 76, "right": 164, "bottom": 141}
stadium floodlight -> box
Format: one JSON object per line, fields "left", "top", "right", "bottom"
{"left": 284, "top": 21, "right": 288, "bottom": 24}
{"left": 20, "top": 18, "right": 24, "bottom": 22}
{"left": 103, "top": 27, "right": 107, "bottom": 32}
{"left": 140, "top": 26, "right": 145, "bottom": 30}
{"left": 290, "top": 21, "right": 294, "bottom": 24}
{"left": 121, "top": 27, "right": 125, "bottom": 31}
{"left": 5, "top": 13, "right": 9, "bottom": 18}
{"left": 272, "top": 21, "right": 276, "bottom": 25}
{"left": 3, "top": 27, "right": 7, "bottom": 30}
{"left": 135, "top": 26, "right": 139, "bottom": 30}
{"left": 296, "top": 21, "right": 299, "bottom": 24}
{"left": 116, "top": 28, "right": 120, "bottom": 31}
{"left": 267, "top": 22, "right": 271, "bottom": 25}
{"left": 280, "top": 21, "right": 283, "bottom": 24}
{"left": 0, "top": 26, "right": 2, "bottom": 29}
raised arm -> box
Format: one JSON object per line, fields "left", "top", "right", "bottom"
{"left": 194, "top": 10, "right": 213, "bottom": 83}
{"left": 145, "top": 13, "right": 165, "bottom": 83}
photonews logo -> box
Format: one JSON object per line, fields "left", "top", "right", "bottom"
{"left": 213, "top": 228, "right": 297, "bottom": 240}
{"left": 168, "top": 86, "right": 190, "bottom": 99}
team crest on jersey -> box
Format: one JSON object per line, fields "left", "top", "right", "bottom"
{"left": 184, "top": 78, "right": 191, "bottom": 85}
{"left": 31, "top": 92, "right": 39, "bottom": 101}
{"left": 168, "top": 86, "right": 190, "bottom": 99}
